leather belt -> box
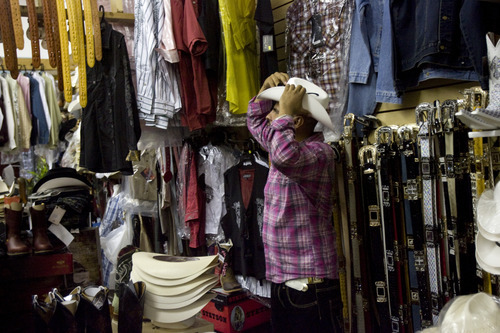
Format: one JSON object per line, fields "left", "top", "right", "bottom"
{"left": 56, "top": 0, "right": 73, "bottom": 103}
{"left": 90, "top": 0, "right": 102, "bottom": 61}
{"left": 0, "top": 0, "right": 19, "bottom": 79}
{"left": 359, "top": 145, "right": 392, "bottom": 333}
{"left": 399, "top": 125, "right": 425, "bottom": 332}
{"left": 334, "top": 147, "right": 351, "bottom": 332}
{"left": 343, "top": 114, "right": 367, "bottom": 333}
{"left": 27, "top": 0, "right": 41, "bottom": 68}
{"left": 47, "top": 0, "right": 64, "bottom": 92}
{"left": 9, "top": 0, "right": 24, "bottom": 50}
{"left": 84, "top": 0, "right": 95, "bottom": 68}
{"left": 416, "top": 102, "right": 442, "bottom": 325}
{"left": 72, "top": 0, "right": 87, "bottom": 107}
{"left": 41, "top": 0, "right": 57, "bottom": 68}
{"left": 375, "top": 126, "right": 403, "bottom": 333}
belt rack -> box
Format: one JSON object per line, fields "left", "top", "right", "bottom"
{"left": 336, "top": 90, "right": 497, "bottom": 331}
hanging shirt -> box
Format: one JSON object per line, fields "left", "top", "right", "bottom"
{"left": 247, "top": 97, "right": 338, "bottom": 284}
{"left": 4, "top": 74, "right": 21, "bottom": 150}
{"left": 198, "top": 143, "right": 238, "bottom": 236}
{"left": 32, "top": 73, "right": 51, "bottom": 133}
{"left": 157, "top": 0, "right": 179, "bottom": 63}
{"left": 16, "top": 73, "right": 31, "bottom": 117}
{"left": 218, "top": 0, "right": 259, "bottom": 115}
{"left": 41, "top": 73, "right": 61, "bottom": 148}
{"left": 80, "top": 22, "right": 141, "bottom": 175}
{"left": 27, "top": 75, "right": 49, "bottom": 146}
{"left": 135, "top": 0, "right": 182, "bottom": 129}
{"left": 10, "top": 79, "right": 31, "bottom": 150}
{"left": 287, "top": 0, "right": 351, "bottom": 140}
{"left": 254, "top": 0, "right": 279, "bottom": 85}
{"left": 0, "top": 76, "right": 17, "bottom": 150}
{"left": 171, "top": 0, "right": 214, "bottom": 131}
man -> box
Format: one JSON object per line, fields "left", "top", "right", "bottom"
{"left": 247, "top": 72, "right": 342, "bottom": 332}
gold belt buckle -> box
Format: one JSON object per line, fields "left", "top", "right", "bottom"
{"left": 307, "top": 277, "right": 324, "bottom": 284}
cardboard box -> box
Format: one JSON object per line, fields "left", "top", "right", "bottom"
{"left": 201, "top": 289, "right": 270, "bottom": 333}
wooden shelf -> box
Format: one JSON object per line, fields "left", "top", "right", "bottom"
{"left": 19, "top": 6, "right": 134, "bottom": 23}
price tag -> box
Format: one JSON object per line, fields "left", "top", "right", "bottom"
{"left": 49, "top": 206, "right": 66, "bottom": 225}
{"left": 263, "top": 35, "right": 274, "bottom": 53}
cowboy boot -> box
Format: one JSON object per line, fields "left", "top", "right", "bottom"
{"left": 118, "top": 280, "right": 146, "bottom": 333}
{"left": 473, "top": 33, "right": 500, "bottom": 124}
{"left": 5, "top": 201, "right": 30, "bottom": 255}
{"left": 76, "top": 286, "right": 112, "bottom": 333}
{"left": 217, "top": 239, "right": 242, "bottom": 292}
{"left": 30, "top": 204, "right": 54, "bottom": 254}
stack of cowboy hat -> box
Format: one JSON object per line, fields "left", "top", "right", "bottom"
{"left": 438, "top": 292, "right": 500, "bottom": 332}
{"left": 130, "top": 252, "right": 219, "bottom": 330}
{"left": 475, "top": 183, "right": 500, "bottom": 275}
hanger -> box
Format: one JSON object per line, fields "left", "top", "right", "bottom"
{"left": 99, "top": 5, "right": 108, "bottom": 29}
{"left": 1, "top": 64, "right": 5, "bottom": 73}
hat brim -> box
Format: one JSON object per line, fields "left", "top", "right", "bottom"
{"left": 33, "top": 168, "right": 91, "bottom": 193}
{"left": 476, "top": 231, "right": 500, "bottom": 269}
{"left": 257, "top": 87, "right": 335, "bottom": 131}
{"left": 143, "top": 280, "right": 218, "bottom": 308}
{"left": 132, "top": 252, "right": 218, "bottom": 280}
{"left": 477, "top": 189, "right": 500, "bottom": 241}
{"left": 143, "top": 293, "right": 215, "bottom": 324}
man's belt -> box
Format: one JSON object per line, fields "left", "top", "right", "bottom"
{"left": 416, "top": 103, "right": 442, "bottom": 325}
{"left": 26, "top": 0, "right": 41, "bottom": 69}
{"left": 9, "top": 0, "right": 24, "bottom": 50}
{"left": 0, "top": 0, "right": 18, "bottom": 79}
{"left": 56, "top": 0, "right": 72, "bottom": 103}
{"left": 359, "top": 145, "right": 392, "bottom": 333}
{"left": 83, "top": 0, "right": 95, "bottom": 68}
{"left": 90, "top": 0, "right": 102, "bottom": 62}
{"left": 66, "top": 0, "right": 87, "bottom": 107}
{"left": 41, "top": 0, "right": 57, "bottom": 68}
{"left": 343, "top": 114, "right": 367, "bottom": 333}
{"left": 398, "top": 125, "right": 426, "bottom": 332}
{"left": 375, "top": 126, "right": 403, "bottom": 333}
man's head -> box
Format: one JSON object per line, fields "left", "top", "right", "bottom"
{"left": 257, "top": 77, "right": 334, "bottom": 131}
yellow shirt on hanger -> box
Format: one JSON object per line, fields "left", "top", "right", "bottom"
{"left": 219, "top": 0, "right": 259, "bottom": 114}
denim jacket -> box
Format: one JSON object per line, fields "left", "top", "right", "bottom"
{"left": 391, "top": 0, "right": 488, "bottom": 93}
{"left": 347, "top": 0, "right": 401, "bottom": 118}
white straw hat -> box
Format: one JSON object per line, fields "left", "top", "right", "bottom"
{"left": 132, "top": 252, "right": 218, "bottom": 280}
{"left": 439, "top": 293, "right": 500, "bottom": 333}
{"left": 476, "top": 231, "right": 500, "bottom": 273}
{"left": 132, "top": 260, "right": 217, "bottom": 287}
{"left": 477, "top": 185, "right": 500, "bottom": 242}
{"left": 476, "top": 251, "right": 500, "bottom": 275}
{"left": 143, "top": 279, "right": 216, "bottom": 309}
{"left": 143, "top": 293, "right": 215, "bottom": 325}
{"left": 257, "top": 77, "right": 334, "bottom": 131}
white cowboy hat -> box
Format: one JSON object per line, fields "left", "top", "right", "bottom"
{"left": 143, "top": 279, "right": 217, "bottom": 309}
{"left": 477, "top": 185, "right": 500, "bottom": 242}
{"left": 131, "top": 269, "right": 217, "bottom": 295}
{"left": 439, "top": 292, "right": 500, "bottom": 333}
{"left": 132, "top": 259, "right": 217, "bottom": 286}
{"left": 132, "top": 252, "right": 218, "bottom": 280}
{"left": 143, "top": 293, "right": 215, "bottom": 325}
{"left": 257, "top": 77, "right": 334, "bottom": 131}
{"left": 476, "top": 231, "right": 500, "bottom": 272}
{"left": 476, "top": 251, "right": 500, "bottom": 275}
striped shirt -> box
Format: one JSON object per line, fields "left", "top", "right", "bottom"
{"left": 135, "top": 0, "right": 182, "bottom": 129}
{"left": 247, "top": 97, "right": 338, "bottom": 283}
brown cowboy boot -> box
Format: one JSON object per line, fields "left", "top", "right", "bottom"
{"left": 30, "top": 204, "right": 54, "bottom": 254}
{"left": 217, "top": 239, "right": 242, "bottom": 292}
{"left": 5, "top": 201, "right": 30, "bottom": 255}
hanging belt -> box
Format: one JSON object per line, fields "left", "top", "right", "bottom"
{"left": 0, "top": 0, "right": 19, "bottom": 79}
{"left": 359, "top": 145, "right": 392, "bottom": 333}
{"left": 83, "top": 0, "right": 95, "bottom": 68}
{"left": 90, "top": 0, "right": 102, "bottom": 61}
{"left": 47, "top": 0, "right": 64, "bottom": 92}
{"left": 27, "top": 0, "right": 41, "bottom": 69}
{"left": 41, "top": 0, "right": 57, "bottom": 68}
{"left": 9, "top": 0, "right": 24, "bottom": 50}
{"left": 343, "top": 114, "right": 367, "bottom": 333}
{"left": 375, "top": 127, "right": 402, "bottom": 333}
{"left": 416, "top": 103, "right": 442, "bottom": 325}
{"left": 56, "top": 0, "right": 73, "bottom": 103}
{"left": 399, "top": 125, "right": 431, "bottom": 332}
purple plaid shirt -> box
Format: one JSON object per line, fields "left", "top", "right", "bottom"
{"left": 247, "top": 97, "right": 338, "bottom": 283}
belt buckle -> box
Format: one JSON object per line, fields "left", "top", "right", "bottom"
{"left": 307, "top": 277, "right": 324, "bottom": 284}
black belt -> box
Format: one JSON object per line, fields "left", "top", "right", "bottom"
{"left": 359, "top": 145, "right": 392, "bottom": 333}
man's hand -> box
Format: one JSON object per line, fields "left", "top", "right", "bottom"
{"left": 278, "top": 84, "right": 306, "bottom": 117}
{"left": 256, "top": 72, "right": 289, "bottom": 101}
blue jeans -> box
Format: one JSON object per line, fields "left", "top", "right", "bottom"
{"left": 270, "top": 279, "right": 343, "bottom": 333}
